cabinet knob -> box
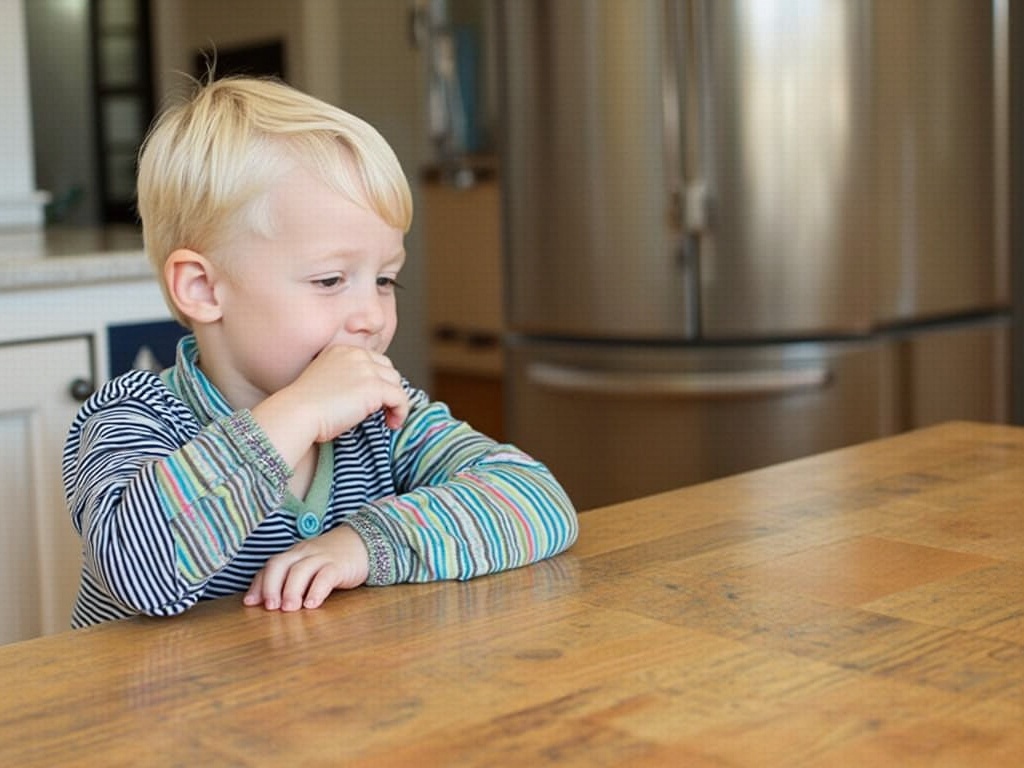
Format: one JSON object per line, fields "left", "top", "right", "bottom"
{"left": 68, "top": 378, "right": 95, "bottom": 403}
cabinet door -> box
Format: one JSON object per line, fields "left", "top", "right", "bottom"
{"left": 0, "top": 337, "right": 92, "bottom": 643}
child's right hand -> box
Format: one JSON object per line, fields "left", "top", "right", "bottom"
{"left": 292, "top": 344, "right": 410, "bottom": 441}
{"left": 252, "top": 344, "right": 410, "bottom": 468}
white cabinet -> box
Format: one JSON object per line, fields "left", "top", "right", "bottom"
{"left": 0, "top": 337, "right": 91, "bottom": 642}
{"left": 0, "top": 275, "right": 173, "bottom": 643}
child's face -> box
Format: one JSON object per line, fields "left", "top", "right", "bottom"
{"left": 207, "top": 164, "right": 405, "bottom": 407}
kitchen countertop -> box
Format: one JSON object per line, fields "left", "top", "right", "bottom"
{"left": 0, "top": 225, "right": 154, "bottom": 291}
{"left": 1, "top": 420, "right": 1021, "bottom": 766}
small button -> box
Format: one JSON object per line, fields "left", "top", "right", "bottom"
{"left": 297, "top": 512, "right": 321, "bottom": 538}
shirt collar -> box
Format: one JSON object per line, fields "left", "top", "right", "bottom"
{"left": 162, "top": 334, "right": 233, "bottom": 425}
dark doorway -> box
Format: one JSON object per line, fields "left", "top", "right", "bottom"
{"left": 195, "top": 40, "right": 287, "bottom": 82}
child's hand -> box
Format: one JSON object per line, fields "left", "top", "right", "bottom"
{"left": 243, "top": 525, "right": 370, "bottom": 611}
{"left": 296, "top": 344, "right": 410, "bottom": 439}
{"left": 254, "top": 345, "right": 411, "bottom": 464}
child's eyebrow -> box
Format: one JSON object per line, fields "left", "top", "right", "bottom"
{"left": 306, "top": 249, "right": 406, "bottom": 270}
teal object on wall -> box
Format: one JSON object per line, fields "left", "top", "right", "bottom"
{"left": 454, "top": 24, "right": 481, "bottom": 153}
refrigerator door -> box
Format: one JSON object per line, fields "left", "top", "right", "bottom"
{"left": 871, "top": 1, "right": 1008, "bottom": 323}
{"left": 696, "top": 0, "right": 875, "bottom": 336}
{"left": 496, "top": 0, "right": 696, "bottom": 340}
{"left": 695, "top": 0, "right": 1006, "bottom": 336}
{"left": 507, "top": 337, "right": 896, "bottom": 510}
{"left": 496, "top": 1, "right": 1007, "bottom": 342}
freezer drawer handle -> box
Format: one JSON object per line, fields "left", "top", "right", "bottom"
{"left": 527, "top": 363, "right": 831, "bottom": 399}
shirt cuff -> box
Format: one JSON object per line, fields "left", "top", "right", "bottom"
{"left": 221, "top": 409, "right": 292, "bottom": 491}
{"left": 344, "top": 514, "right": 398, "bottom": 586}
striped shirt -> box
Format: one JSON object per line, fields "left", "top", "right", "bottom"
{"left": 62, "top": 336, "right": 578, "bottom": 628}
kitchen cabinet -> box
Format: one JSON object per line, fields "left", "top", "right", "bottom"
{"left": 0, "top": 337, "right": 92, "bottom": 643}
{"left": 0, "top": 274, "right": 175, "bottom": 642}
{"left": 422, "top": 166, "right": 505, "bottom": 441}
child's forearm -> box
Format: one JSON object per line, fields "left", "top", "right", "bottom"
{"left": 249, "top": 388, "right": 320, "bottom": 471}
{"left": 154, "top": 410, "right": 290, "bottom": 583}
{"left": 357, "top": 454, "right": 578, "bottom": 583}
{"left": 351, "top": 398, "right": 579, "bottom": 584}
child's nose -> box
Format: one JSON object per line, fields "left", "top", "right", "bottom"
{"left": 343, "top": 290, "right": 386, "bottom": 338}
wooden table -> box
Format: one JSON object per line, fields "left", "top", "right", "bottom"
{"left": 3, "top": 421, "right": 1022, "bottom": 766}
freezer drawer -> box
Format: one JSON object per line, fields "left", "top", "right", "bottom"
{"left": 894, "top": 316, "right": 1012, "bottom": 429}
{"left": 507, "top": 337, "right": 897, "bottom": 511}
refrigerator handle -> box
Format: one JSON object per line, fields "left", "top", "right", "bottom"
{"left": 527, "top": 362, "right": 831, "bottom": 400}
{"left": 666, "top": 0, "right": 708, "bottom": 337}
{"left": 670, "top": 1, "right": 710, "bottom": 230}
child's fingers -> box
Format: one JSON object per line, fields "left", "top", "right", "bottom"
{"left": 248, "top": 552, "right": 299, "bottom": 610}
{"left": 243, "top": 570, "right": 265, "bottom": 606}
{"left": 383, "top": 383, "right": 411, "bottom": 429}
{"left": 279, "top": 556, "right": 325, "bottom": 611}
{"left": 302, "top": 566, "right": 340, "bottom": 609}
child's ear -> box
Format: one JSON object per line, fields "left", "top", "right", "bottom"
{"left": 165, "top": 249, "right": 223, "bottom": 325}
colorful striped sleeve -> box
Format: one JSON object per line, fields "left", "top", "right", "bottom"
{"left": 65, "top": 373, "right": 290, "bottom": 616}
{"left": 344, "top": 393, "right": 579, "bottom": 584}
{"left": 155, "top": 409, "right": 291, "bottom": 584}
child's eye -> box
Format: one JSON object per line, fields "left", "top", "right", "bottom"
{"left": 377, "top": 276, "right": 404, "bottom": 290}
{"left": 312, "top": 275, "right": 342, "bottom": 289}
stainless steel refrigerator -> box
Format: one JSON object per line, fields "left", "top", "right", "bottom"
{"left": 495, "top": 0, "right": 1013, "bottom": 510}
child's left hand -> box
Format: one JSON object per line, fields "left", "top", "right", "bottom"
{"left": 243, "top": 525, "right": 370, "bottom": 611}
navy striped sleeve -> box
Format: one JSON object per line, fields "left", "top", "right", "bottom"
{"left": 63, "top": 371, "right": 288, "bottom": 624}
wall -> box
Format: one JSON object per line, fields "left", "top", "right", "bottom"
{"left": 151, "top": 0, "right": 303, "bottom": 99}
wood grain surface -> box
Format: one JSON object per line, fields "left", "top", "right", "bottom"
{"left": 2, "top": 421, "right": 1022, "bottom": 766}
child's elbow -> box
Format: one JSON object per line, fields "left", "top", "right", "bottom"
{"left": 535, "top": 475, "right": 580, "bottom": 559}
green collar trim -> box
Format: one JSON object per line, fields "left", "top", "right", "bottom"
{"left": 282, "top": 442, "right": 334, "bottom": 538}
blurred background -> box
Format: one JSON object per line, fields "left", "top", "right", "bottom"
{"left": 12, "top": 0, "right": 1024, "bottom": 508}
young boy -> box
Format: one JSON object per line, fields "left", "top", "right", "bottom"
{"left": 62, "top": 76, "right": 578, "bottom": 628}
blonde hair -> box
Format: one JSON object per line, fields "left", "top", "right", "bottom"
{"left": 136, "top": 76, "right": 413, "bottom": 324}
